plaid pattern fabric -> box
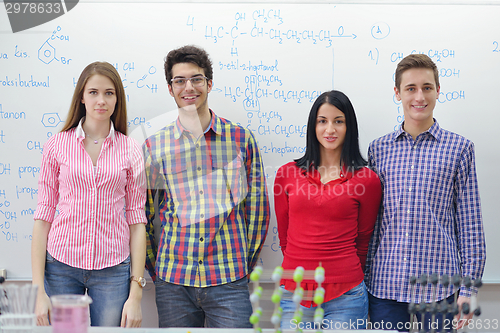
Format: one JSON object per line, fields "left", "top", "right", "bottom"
{"left": 365, "top": 121, "right": 485, "bottom": 303}
{"left": 143, "top": 111, "right": 270, "bottom": 287}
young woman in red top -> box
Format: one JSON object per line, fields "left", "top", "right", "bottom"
{"left": 274, "top": 90, "right": 382, "bottom": 330}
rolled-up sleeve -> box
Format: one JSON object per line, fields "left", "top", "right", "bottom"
{"left": 125, "top": 138, "right": 147, "bottom": 225}
{"left": 34, "top": 137, "right": 59, "bottom": 223}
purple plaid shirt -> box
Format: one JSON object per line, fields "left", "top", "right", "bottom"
{"left": 365, "top": 120, "right": 485, "bottom": 303}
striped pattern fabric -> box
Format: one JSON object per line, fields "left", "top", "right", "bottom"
{"left": 34, "top": 120, "right": 147, "bottom": 270}
{"left": 365, "top": 121, "right": 485, "bottom": 303}
{"left": 143, "top": 111, "right": 270, "bottom": 287}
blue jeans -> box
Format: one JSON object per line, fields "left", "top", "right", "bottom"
{"left": 44, "top": 252, "right": 130, "bottom": 327}
{"left": 368, "top": 292, "right": 456, "bottom": 332}
{"left": 280, "top": 281, "right": 368, "bottom": 330}
{"left": 154, "top": 277, "right": 253, "bottom": 328}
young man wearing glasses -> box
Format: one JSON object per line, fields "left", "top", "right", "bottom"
{"left": 142, "top": 45, "right": 270, "bottom": 328}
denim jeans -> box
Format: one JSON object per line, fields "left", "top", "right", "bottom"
{"left": 280, "top": 281, "right": 368, "bottom": 330}
{"left": 154, "top": 277, "right": 253, "bottom": 328}
{"left": 368, "top": 292, "right": 456, "bottom": 332}
{"left": 44, "top": 252, "right": 130, "bottom": 326}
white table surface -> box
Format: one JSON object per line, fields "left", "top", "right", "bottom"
{"left": 30, "top": 328, "right": 393, "bottom": 333}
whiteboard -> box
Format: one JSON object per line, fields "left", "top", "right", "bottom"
{"left": 0, "top": 2, "right": 499, "bottom": 282}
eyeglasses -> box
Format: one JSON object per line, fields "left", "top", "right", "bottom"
{"left": 170, "top": 76, "right": 208, "bottom": 88}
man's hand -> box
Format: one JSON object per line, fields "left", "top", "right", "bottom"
{"left": 454, "top": 296, "right": 473, "bottom": 329}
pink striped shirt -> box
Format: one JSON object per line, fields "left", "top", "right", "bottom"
{"left": 34, "top": 120, "right": 147, "bottom": 270}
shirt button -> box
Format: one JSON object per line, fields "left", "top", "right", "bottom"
{"left": 197, "top": 167, "right": 202, "bottom": 171}
{"left": 405, "top": 233, "right": 409, "bottom": 237}
{"left": 200, "top": 190, "right": 203, "bottom": 195}
{"left": 408, "top": 187, "right": 412, "bottom": 192}
{"left": 200, "top": 237, "right": 204, "bottom": 242}
{"left": 200, "top": 214, "right": 204, "bottom": 218}
{"left": 404, "top": 258, "right": 407, "bottom": 261}
{"left": 196, "top": 144, "right": 200, "bottom": 148}
{"left": 411, "top": 165, "right": 414, "bottom": 169}
{"left": 199, "top": 260, "right": 203, "bottom": 265}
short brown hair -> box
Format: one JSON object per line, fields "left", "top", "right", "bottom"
{"left": 395, "top": 54, "right": 439, "bottom": 91}
{"left": 164, "top": 45, "right": 213, "bottom": 84}
{"left": 60, "top": 61, "right": 128, "bottom": 135}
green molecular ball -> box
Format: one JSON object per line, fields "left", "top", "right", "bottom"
{"left": 314, "top": 294, "right": 324, "bottom": 305}
{"left": 249, "top": 314, "right": 260, "bottom": 324}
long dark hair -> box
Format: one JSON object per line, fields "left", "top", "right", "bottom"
{"left": 295, "top": 90, "right": 367, "bottom": 171}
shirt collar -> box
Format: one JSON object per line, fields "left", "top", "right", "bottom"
{"left": 301, "top": 164, "right": 353, "bottom": 187}
{"left": 394, "top": 118, "right": 442, "bottom": 141}
{"left": 173, "top": 109, "right": 222, "bottom": 140}
{"left": 75, "top": 117, "right": 116, "bottom": 142}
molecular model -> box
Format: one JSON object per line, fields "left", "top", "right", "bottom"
{"left": 249, "top": 265, "right": 326, "bottom": 333}
{"left": 407, "top": 274, "right": 483, "bottom": 333}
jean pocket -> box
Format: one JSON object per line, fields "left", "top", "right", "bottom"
{"left": 224, "top": 277, "right": 249, "bottom": 291}
{"left": 117, "top": 256, "right": 131, "bottom": 267}
{"left": 154, "top": 277, "right": 169, "bottom": 287}
{"left": 279, "top": 285, "right": 294, "bottom": 300}
{"left": 45, "top": 251, "right": 56, "bottom": 263}
{"left": 342, "top": 281, "right": 366, "bottom": 297}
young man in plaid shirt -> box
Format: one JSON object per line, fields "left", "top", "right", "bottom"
{"left": 143, "top": 45, "right": 270, "bottom": 328}
{"left": 365, "top": 54, "right": 485, "bottom": 332}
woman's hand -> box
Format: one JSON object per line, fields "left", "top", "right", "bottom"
{"left": 35, "top": 291, "right": 52, "bottom": 326}
{"left": 120, "top": 296, "right": 142, "bottom": 327}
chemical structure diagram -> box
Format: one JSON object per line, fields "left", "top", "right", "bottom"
{"left": 38, "top": 26, "right": 72, "bottom": 65}
{"left": 41, "top": 113, "right": 63, "bottom": 128}
{"left": 119, "top": 63, "right": 159, "bottom": 94}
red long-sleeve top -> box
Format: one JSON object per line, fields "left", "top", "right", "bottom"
{"left": 274, "top": 162, "right": 382, "bottom": 306}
